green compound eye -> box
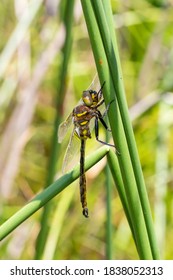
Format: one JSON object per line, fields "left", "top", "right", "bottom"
{"left": 82, "top": 90, "right": 93, "bottom": 106}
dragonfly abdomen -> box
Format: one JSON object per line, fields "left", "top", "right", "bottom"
{"left": 80, "top": 139, "right": 88, "bottom": 218}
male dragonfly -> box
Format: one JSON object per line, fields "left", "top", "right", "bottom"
{"left": 58, "top": 76, "right": 117, "bottom": 218}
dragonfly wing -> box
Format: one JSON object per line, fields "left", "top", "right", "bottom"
{"left": 59, "top": 74, "right": 106, "bottom": 173}
{"left": 89, "top": 74, "right": 106, "bottom": 134}
{"left": 62, "top": 127, "right": 80, "bottom": 173}
{"left": 58, "top": 113, "right": 73, "bottom": 143}
{"left": 58, "top": 74, "right": 101, "bottom": 143}
{"left": 87, "top": 73, "right": 100, "bottom": 91}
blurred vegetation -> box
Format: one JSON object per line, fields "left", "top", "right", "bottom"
{"left": 0, "top": 0, "right": 173, "bottom": 260}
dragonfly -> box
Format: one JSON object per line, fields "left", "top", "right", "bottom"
{"left": 58, "top": 76, "right": 118, "bottom": 218}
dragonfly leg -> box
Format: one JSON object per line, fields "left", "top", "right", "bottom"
{"left": 95, "top": 117, "right": 115, "bottom": 147}
{"left": 98, "top": 81, "right": 106, "bottom": 94}
{"left": 96, "top": 101, "right": 114, "bottom": 132}
{"left": 102, "top": 99, "right": 115, "bottom": 119}
{"left": 98, "top": 114, "right": 112, "bottom": 132}
{"left": 95, "top": 117, "right": 120, "bottom": 155}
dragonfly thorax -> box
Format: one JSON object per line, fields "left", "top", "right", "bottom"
{"left": 72, "top": 104, "right": 96, "bottom": 140}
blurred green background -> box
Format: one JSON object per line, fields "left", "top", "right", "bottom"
{"left": 0, "top": 0, "right": 173, "bottom": 260}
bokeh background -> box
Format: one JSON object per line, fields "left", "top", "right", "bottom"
{"left": 0, "top": 0, "right": 173, "bottom": 260}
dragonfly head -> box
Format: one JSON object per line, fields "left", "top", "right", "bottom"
{"left": 82, "top": 90, "right": 102, "bottom": 106}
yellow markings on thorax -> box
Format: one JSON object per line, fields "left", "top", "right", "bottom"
{"left": 76, "top": 111, "right": 87, "bottom": 117}
{"left": 80, "top": 120, "right": 88, "bottom": 126}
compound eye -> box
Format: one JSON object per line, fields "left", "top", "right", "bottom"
{"left": 82, "top": 90, "right": 93, "bottom": 106}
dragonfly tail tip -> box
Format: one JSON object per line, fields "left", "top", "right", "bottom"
{"left": 83, "top": 208, "right": 89, "bottom": 218}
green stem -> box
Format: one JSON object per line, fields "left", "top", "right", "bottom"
{"left": 35, "top": 0, "right": 75, "bottom": 259}
{"left": 107, "top": 150, "right": 137, "bottom": 248}
{"left": 104, "top": 113, "right": 113, "bottom": 260}
{"left": 91, "top": 0, "right": 159, "bottom": 260}
{"left": 0, "top": 146, "right": 109, "bottom": 241}
{"left": 105, "top": 161, "right": 112, "bottom": 259}
{"left": 81, "top": 0, "right": 159, "bottom": 259}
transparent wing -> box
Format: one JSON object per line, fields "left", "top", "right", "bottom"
{"left": 59, "top": 74, "right": 105, "bottom": 173}
{"left": 88, "top": 73, "right": 106, "bottom": 132}
{"left": 58, "top": 112, "right": 73, "bottom": 143}
{"left": 58, "top": 73, "right": 101, "bottom": 143}
{"left": 62, "top": 128, "right": 80, "bottom": 173}
{"left": 87, "top": 73, "right": 101, "bottom": 91}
